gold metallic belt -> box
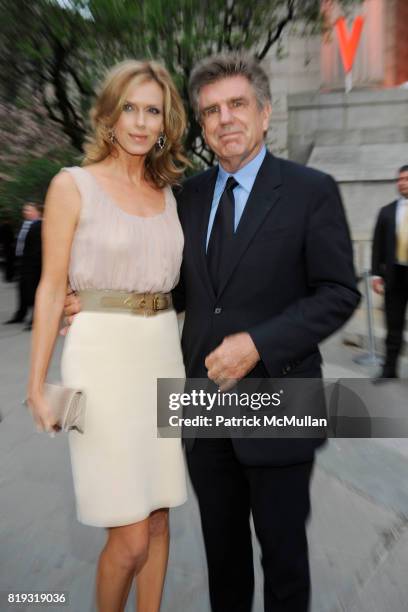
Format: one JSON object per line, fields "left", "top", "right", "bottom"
{"left": 78, "top": 289, "right": 173, "bottom": 316}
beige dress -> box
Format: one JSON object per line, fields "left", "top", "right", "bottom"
{"left": 60, "top": 166, "right": 187, "bottom": 527}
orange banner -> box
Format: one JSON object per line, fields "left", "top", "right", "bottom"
{"left": 335, "top": 16, "right": 364, "bottom": 73}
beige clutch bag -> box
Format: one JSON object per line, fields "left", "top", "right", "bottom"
{"left": 43, "top": 383, "right": 86, "bottom": 433}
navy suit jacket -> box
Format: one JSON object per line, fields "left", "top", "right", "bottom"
{"left": 174, "top": 152, "right": 360, "bottom": 465}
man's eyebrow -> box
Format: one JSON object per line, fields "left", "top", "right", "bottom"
{"left": 200, "top": 96, "right": 248, "bottom": 112}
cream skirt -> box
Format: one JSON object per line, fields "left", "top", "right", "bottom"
{"left": 61, "top": 309, "right": 187, "bottom": 527}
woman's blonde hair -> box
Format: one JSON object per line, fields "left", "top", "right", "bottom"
{"left": 83, "top": 59, "right": 189, "bottom": 187}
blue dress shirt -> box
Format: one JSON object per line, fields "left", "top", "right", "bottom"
{"left": 206, "top": 145, "right": 267, "bottom": 249}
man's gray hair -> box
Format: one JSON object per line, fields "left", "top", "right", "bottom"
{"left": 189, "top": 52, "right": 272, "bottom": 119}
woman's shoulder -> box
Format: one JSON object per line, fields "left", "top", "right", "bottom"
{"left": 46, "top": 167, "right": 85, "bottom": 211}
{"left": 53, "top": 165, "right": 96, "bottom": 196}
{"left": 50, "top": 167, "right": 81, "bottom": 191}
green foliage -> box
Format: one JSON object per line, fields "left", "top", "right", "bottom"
{"left": 0, "top": 0, "right": 362, "bottom": 166}
{"left": 0, "top": 148, "right": 80, "bottom": 216}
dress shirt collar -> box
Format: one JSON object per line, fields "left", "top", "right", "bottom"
{"left": 217, "top": 145, "right": 267, "bottom": 192}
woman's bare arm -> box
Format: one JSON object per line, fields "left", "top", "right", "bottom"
{"left": 27, "top": 171, "right": 81, "bottom": 432}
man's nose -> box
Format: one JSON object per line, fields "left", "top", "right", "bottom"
{"left": 219, "top": 104, "right": 233, "bottom": 124}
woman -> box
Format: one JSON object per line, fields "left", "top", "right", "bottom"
{"left": 27, "top": 60, "right": 189, "bottom": 612}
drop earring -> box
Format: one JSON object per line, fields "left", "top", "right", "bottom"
{"left": 156, "top": 132, "right": 166, "bottom": 150}
{"left": 108, "top": 129, "right": 116, "bottom": 144}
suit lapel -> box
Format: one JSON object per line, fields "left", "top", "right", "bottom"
{"left": 390, "top": 200, "right": 397, "bottom": 236}
{"left": 385, "top": 200, "right": 397, "bottom": 258}
{"left": 189, "top": 166, "right": 218, "bottom": 300}
{"left": 217, "top": 152, "right": 282, "bottom": 297}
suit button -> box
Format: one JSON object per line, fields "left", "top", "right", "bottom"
{"left": 214, "top": 307, "right": 222, "bottom": 315}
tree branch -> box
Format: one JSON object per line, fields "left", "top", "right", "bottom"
{"left": 41, "top": 92, "right": 65, "bottom": 126}
{"left": 218, "top": 6, "right": 229, "bottom": 52}
{"left": 257, "top": 0, "right": 295, "bottom": 60}
{"left": 66, "top": 64, "right": 93, "bottom": 97}
{"left": 175, "top": 40, "right": 183, "bottom": 67}
{"left": 224, "top": 0, "right": 236, "bottom": 52}
{"left": 242, "top": 6, "right": 254, "bottom": 45}
{"left": 49, "top": 40, "right": 86, "bottom": 150}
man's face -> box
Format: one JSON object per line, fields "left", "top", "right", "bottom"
{"left": 198, "top": 75, "right": 271, "bottom": 170}
{"left": 23, "top": 204, "right": 39, "bottom": 221}
{"left": 397, "top": 170, "right": 408, "bottom": 198}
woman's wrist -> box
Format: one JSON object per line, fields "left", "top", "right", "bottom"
{"left": 27, "top": 383, "right": 44, "bottom": 403}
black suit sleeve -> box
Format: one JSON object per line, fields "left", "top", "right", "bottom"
{"left": 248, "top": 175, "right": 360, "bottom": 375}
{"left": 172, "top": 269, "right": 186, "bottom": 313}
{"left": 172, "top": 193, "right": 186, "bottom": 313}
{"left": 371, "top": 208, "right": 386, "bottom": 278}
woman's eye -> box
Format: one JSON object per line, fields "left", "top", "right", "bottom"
{"left": 148, "top": 107, "right": 160, "bottom": 115}
{"left": 123, "top": 103, "right": 133, "bottom": 112}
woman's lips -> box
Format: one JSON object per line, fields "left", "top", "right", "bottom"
{"left": 129, "top": 134, "right": 148, "bottom": 141}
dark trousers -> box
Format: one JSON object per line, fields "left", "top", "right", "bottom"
{"left": 186, "top": 438, "right": 314, "bottom": 612}
{"left": 384, "top": 266, "right": 408, "bottom": 372}
{"left": 14, "top": 271, "right": 30, "bottom": 322}
{"left": 2, "top": 250, "right": 14, "bottom": 282}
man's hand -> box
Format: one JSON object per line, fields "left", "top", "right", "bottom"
{"left": 205, "top": 332, "right": 260, "bottom": 391}
{"left": 372, "top": 277, "right": 384, "bottom": 295}
{"left": 60, "top": 291, "right": 81, "bottom": 336}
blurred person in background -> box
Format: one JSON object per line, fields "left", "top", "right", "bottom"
{"left": 372, "top": 165, "right": 408, "bottom": 381}
{"left": 4, "top": 202, "right": 42, "bottom": 328}
{"left": 0, "top": 210, "right": 15, "bottom": 282}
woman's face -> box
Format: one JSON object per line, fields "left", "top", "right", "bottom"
{"left": 113, "top": 78, "right": 164, "bottom": 157}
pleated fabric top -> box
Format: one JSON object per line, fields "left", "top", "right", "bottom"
{"left": 62, "top": 166, "right": 184, "bottom": 293}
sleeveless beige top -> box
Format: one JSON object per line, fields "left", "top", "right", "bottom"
{"left": 63, "top": 166, "right": 184, "bottom": 293}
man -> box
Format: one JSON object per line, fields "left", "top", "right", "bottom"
{"left": 5, "top": 202, "right": 42, "bottom": 329}
{"left": 65, "top": 55, "right": 360, "bottom": 611}
{"left": 0, "top": 212, "right": 15, "bottom": 282}
{"left": 174, "top": 54, "right": 359, "bottom": 612}
{"left": 372, "top": 165, "right": 408, "bottom": 380}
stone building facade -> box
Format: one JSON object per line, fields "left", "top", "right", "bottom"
{"left": 263, "top": 0, "right": 408, "bottom": 276}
